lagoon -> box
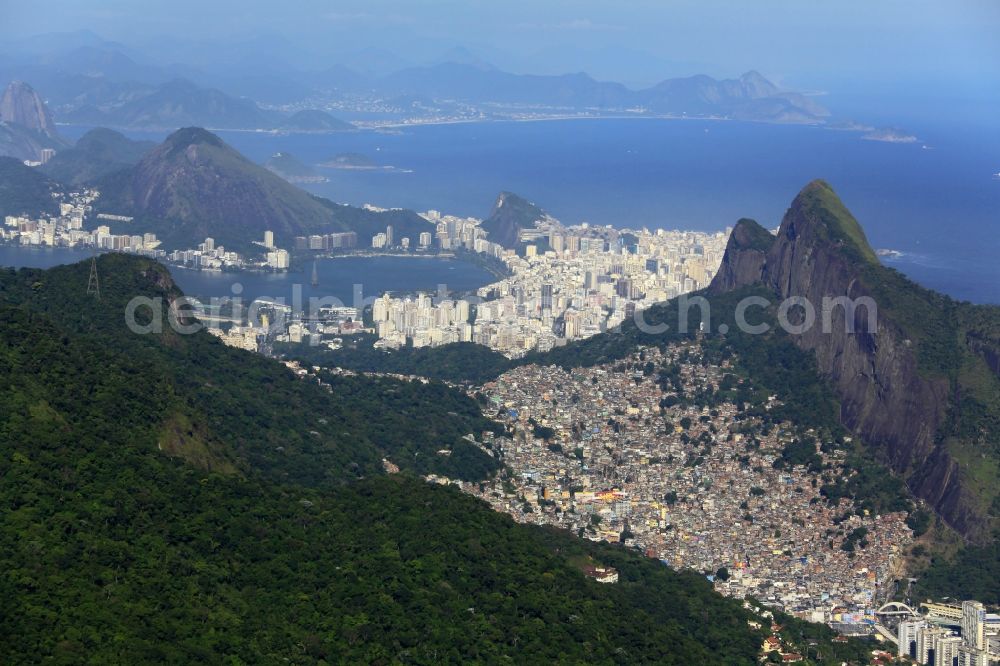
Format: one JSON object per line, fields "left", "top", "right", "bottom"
{"left": 0, "top": 247, "right": 497, "bottom": 306}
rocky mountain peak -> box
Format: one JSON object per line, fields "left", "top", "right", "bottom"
{"left": 777, "top": 179, "right": 878, "bottom": 265}
{"left": 482, "top": 191, "right": 547, "bottom": 249}
{"left": 709, "top": 180, "right": 998, "bottom": 542}
{"left": 0, "top": 80, "right": 57, "bottom": 135}
{"left": 738, "top": 70, "right": 779, "bottom": 98}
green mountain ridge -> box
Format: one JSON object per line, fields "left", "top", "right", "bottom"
{"left": 0, "top": 254, "right": 875, "bottom": 663}
{"left": 786, "top": 180, "right": 878, "bottom": 264}
{"left": 91, "top": 127, "right": 431, "bottom": 251}
{"left": 0, "top": 156, "right": 61, "bottom": 218}
{"left": 95, "top": 126, "right": 335, "bottom": 249}
{"left": 40, "top": 127, "right": 155, "bottom": 186}
{"left": 712, "top": 180, "right": 1000, "bottom": 538}
{"left": 524, "top": 181, "right": 1000, "bottom": 600}
{"left": 0, "top": 254, "right": 501, "bottom": 483}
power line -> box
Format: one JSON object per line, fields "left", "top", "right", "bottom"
{"left": 86, "top": 253, "right": 101, "bottom": 300}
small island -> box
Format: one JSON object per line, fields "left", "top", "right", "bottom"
{"left": 320, "top": 152, "right": 377, "bottom": 169}
{"left": 863, "top": 127, "right": 918, "bottom": 144}
{"left": 264, "top": 152, "right": 328, "bottom": 183}
{"left": 318, "top": 152, "right": 410, "bottom": 173}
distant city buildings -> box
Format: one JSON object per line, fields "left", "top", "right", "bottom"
{"left": 168, "top": 238, "right": 242, "bottom": 271}
{"left": 372, "top": 293, "right": 473, "bottom": 349}
{"left": 294, "top": 231, "right": 358, "bottom": 251}
{"left": 371, "top": 213, "right": 730, "bottom": 356}
{"left": 1, "top": 188, "right": 165, "bottom": 257}
{"left": 266, "top": 248, "right": 290, "bottom": 270}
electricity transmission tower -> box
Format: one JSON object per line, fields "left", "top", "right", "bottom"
{"left": 86, "top": 254, "right": 101, "bottom": 300}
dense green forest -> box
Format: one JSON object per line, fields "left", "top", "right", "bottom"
{"left": 0, "top": 256, "right": 500, "bottom": 484}
{"left": 0, "top": 255, "right": 886, "bottom": 664}
{"left": 278, "top": 334, "right": 514, "bottom": 385}
{"left": 0, "top": 156, "right": 61, "bottom": 218}
{"left": 915, "top": 526, "right": 1000, "bottom": 604}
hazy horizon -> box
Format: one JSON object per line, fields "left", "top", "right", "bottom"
{"left": 2, "top": 0, "right": 998, "bottom": 97}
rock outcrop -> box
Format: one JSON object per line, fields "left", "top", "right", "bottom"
{"left": 710, "top": 218, "right": 773, "bottom": 291}
{"left": 0, "top": 81, "right": 58, "bottom": 135}
{"left": 481, "top": 191, "right": 551, "bottom": 251}
{"left": 710, "top": 180, "right": 997, "bottom": 541}
{"left": 0, "top": 81, "right": 67, "bottom": 161}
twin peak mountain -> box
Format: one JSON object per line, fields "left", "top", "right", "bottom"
{"left": 711, "top": 180, "right": 999, "bottom": 544}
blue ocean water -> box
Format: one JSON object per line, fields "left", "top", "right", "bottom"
{"left": 62, "top": 117, "right": 1000, "bottom": 303}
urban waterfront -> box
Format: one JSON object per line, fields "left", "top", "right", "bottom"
{"left": 0, "top": 246, "right": 496, "bottom": 305}
{"left": 62, "top": 116, "right": 1000, "bottom": 304}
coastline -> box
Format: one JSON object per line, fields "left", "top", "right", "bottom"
{"left": 315, "top": 251, "right": 455, "bottom": 259}
{"left": 56, "top": 112, "right": 819, "bottom": 138}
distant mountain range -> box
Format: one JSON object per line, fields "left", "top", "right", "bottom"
{"left": 0, "top": 36, "right": 831, "bottom": 130}
{"left": 279, "top": 109, "right": 354, "bottom": 132}
{"left": 50, "top": 78, "right": 355, "bottom": 132}
{"left": 0, "top": 43, "right": 356, "bottom": 132}
{"left": 83, "top": 78, "right": 273, "bottom": 130}
{"left": 375, "top": 65, "right": 827, "bottom": 122}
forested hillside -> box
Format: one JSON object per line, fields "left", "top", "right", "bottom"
{"left": 0, "top": 254, "right": 857, "bottom": 663}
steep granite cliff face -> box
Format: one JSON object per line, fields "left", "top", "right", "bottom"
{"left": 710, "top": 180, "right": 997, "bottom": 541}
{"left": 0, "top": 81, "right": 58, "bottom": 135}
{"left": 710, "top": 218, "right": 773, "bottom": 291}
{"left": 0, "top": 81, "right": 67, "bottom": 161}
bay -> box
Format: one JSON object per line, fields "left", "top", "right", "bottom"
{"left": 59, "top": 116, "right": 1000, "bottom": 303}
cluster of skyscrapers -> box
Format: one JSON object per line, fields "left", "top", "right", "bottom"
{"left": 898, "top": 601, "right": 1000, "bottom": 665}
{"left": 370, "top": 222, "right": 729, "bottom": 356}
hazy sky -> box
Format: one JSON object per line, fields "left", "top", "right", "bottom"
{"left": 2, "top": 0, "right": 998, "bottom": 92}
